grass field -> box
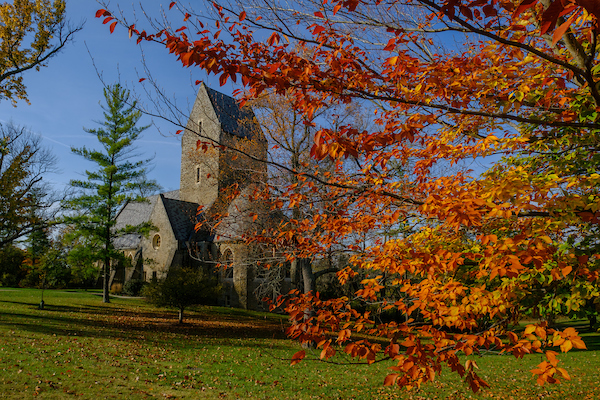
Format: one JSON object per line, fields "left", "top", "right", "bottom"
{"left": 0, "top": 289, "right": 598, "bottom": 399}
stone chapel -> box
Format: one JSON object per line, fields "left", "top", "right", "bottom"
{"left": 111, "top": 83, "right": 287, "bottom": 309}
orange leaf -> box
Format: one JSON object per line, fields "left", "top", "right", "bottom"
{"left": 109, "top": 21, "right": 118, "bottom": 34}
{"left": 290, "top": 350, "right": 305, "bottom": 365}
{"left": 169, "top": 1, "right": 176, "bottom": 9}
{"left": 552, "top": 11, "right": 579, "bottom": 46}
{"left": 383, "top": 373, "right": 399, "bottom": 386}
{"left": 239, "top": 11, "right": 246, "bottom": 21}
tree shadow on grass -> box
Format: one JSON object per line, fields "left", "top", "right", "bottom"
{"left": 0, "top": 300, "right": 290, "bottom": 349}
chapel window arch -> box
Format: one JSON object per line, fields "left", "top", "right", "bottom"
{"left": 152, "top": 234, "right": 161, "bottom": 250}
{"left": 221, "top": 249, "right": 234, "bottom": 279}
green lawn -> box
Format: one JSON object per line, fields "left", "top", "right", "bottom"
{"left": 0, "top": 289, "right": 598, "bottom": 399}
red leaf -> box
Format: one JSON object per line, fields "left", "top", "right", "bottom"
{"left": 219, "top": 73, "right": 229, "bottom": 86}
{"left": 128, "top": 24, "right": 136, "bottom": 39}
{"left": 102, "top": 17, "right": 113, "bottom": 24}
{"left": 239, "top": 11, "right": 247, "bottom": 21}
{"left": 384, "top": 38, "right": 396, "bottom": 51}
{"left": 184, "top": 12, "right": 191, "bottom": 21}
{"left": 195, "top": 80, "right": 202, "bottom": 85}
{"left": 169, "top": 1, "right": 176, "bottom": 9}
{"left": 313, "top": 25, "right": 325, "bottom": 35}
{"left": 460, "top": 5, "right": 473, "bottom": 20}
{"left": 290, "top": 350, "right": 305, "bottom": 365}
{"left": 512, "top": 0, "right": 538, "bottom": 18}
{"left": 139, "top": 78, "right": 146, "bottom": 83}
{"left": 314, "top": 11, "right": 324, "bottom": 18}
{"left": 267, "top": 32, "right": 280, "bottom": 46}
{"left": 578, "top": 255, "right": 589, "bottom": 264}
{"left": 175, "top": 130, "right": 183, "bottom": 135}
{"left": 540, "top": 0, "right": 573, "bottom": 35}
{"left": 110, "top": 21, "right": 118, "bottom": 34}
{"left": 95, "top": 9, "right": 111, "bottom": 18}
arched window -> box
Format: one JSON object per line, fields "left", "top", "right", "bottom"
{"left": 152, "top": 234, "right": 161, "bottom": 250}
{"left": 221, "top": 249, "right": 233, "bottom": 279}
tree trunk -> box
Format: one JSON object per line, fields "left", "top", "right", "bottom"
{"left": 590, "top": 314, "right": 597, "bottom": 331}
{"left": 299, "top": 258, "right": 316, "bottom": 349}
{"left": 103, "top": 257, "right": 110, "bottom": 303}
{"left": 300, "top": 258, "right": 315, "bottom": 294}
{"left": 178, "top": 307, "right": 184, "bottom": 324}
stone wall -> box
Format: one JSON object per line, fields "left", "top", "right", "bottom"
{"left": 141, "top": 195, "right": 178, "bottom": 280}
{"left": 180, "top": 85, "right": 221, "bottom": 207}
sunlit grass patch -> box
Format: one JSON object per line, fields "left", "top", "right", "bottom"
{"left": 0, "top": 289, "right": 599, "bottom": 399}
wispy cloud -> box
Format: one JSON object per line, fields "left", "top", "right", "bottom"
{"left": 42, "top": 135, "right": 71, "bottom": 148}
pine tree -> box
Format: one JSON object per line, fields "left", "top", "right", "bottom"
{"left": 64, "top": 84, "right": 159, "bottom": 303}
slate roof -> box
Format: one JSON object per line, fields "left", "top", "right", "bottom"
{"left": 113, "top": 190, "right": 201, "bottom": 250}
{"left": 204, "top": 85, "right": 259, "bottom": 139}
{"left": 114, "top": 190, "right": 198, "bottom": 249}
{"left": 161, "top": 192, "right": 199, "bottom": 242}
{"left": 113, "top": 195, "right": 161, "bottom": 250}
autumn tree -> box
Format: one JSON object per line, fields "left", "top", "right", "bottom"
{"left": 64, "top": 83, "right": 159, "bottom": 303}
{"left": 0, "top": 0, "right": 81, "bottom": 105}
{"left": 0, "top": 121, "right": 57, "bottom": 249}
{"left": 20, "top": 226, "right": 51, "bottom": 287}
{"left": 98, "top": 0, "right": 600, "bottom": 391}
{"left": 250, "top": 90, "right": 373, "bottom": 300}
{"left": 0, "top": 245, "right": 26, "bottom": 286}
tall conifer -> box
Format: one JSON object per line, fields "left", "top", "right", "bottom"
{"left": 64, "top": 84, "right": 159, "bottom": 303}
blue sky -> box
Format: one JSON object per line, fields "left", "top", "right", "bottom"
{"left": 0, "top": 0, "right": 229, "bottom": 194}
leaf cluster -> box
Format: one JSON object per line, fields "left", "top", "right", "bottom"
{"left": 0, "top": 0, "right": 81, "bottom": 105}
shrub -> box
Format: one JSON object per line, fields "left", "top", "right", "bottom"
{"left": 110, "top": 283, "right": 123, "bottom": 294}
{"left": 122, "top": 279, "right": 146, "bottom": 296}
{"left": 142, "top": 267, "right": 221, "bottom": 323}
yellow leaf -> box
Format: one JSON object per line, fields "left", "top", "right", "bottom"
{"left": 540, "top": 235, "right": 552, "bottom": 244}
{"left": 560, "top": 340, "right": 573, "bottom": 353}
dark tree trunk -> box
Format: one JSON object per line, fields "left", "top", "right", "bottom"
{"left": 103, "top": 257, "right": 110, "bottom": 303}
{"left": 300, "top": 258, "right": 315, "bottom": 295}
{"left": 299, "top": 258, "right": 316, "bottom": 349}
{"left": 590, "top": 314, "right": 597, "bottom": 331}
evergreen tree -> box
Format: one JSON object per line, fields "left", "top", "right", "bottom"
{"left": 64, "top": 84, "right": 159, "bottom": 303}
{"left": 142, "top": 268, "right": 221, "bottom": 323}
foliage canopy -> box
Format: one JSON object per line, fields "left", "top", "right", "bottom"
{"left": 0, "top": 0, "right": 80, "bottom": 105}
{"left": 99, "top": 0, "right": 600, "bottom": 392}
{"left": 0, "top": 121, "right": 56, "bottom": 249}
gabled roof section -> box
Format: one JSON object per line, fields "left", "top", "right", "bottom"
{"left": 113, "top": 195, "right": 160, "bottom": 250}
{"left": 160, "top": 191, "right": 200, "bottom": 242}
{"left": 115, "top": 195, "right": 159, "bottom": 229}
{"left": 204, "top": 84, "right": 260, "bottom": 139}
